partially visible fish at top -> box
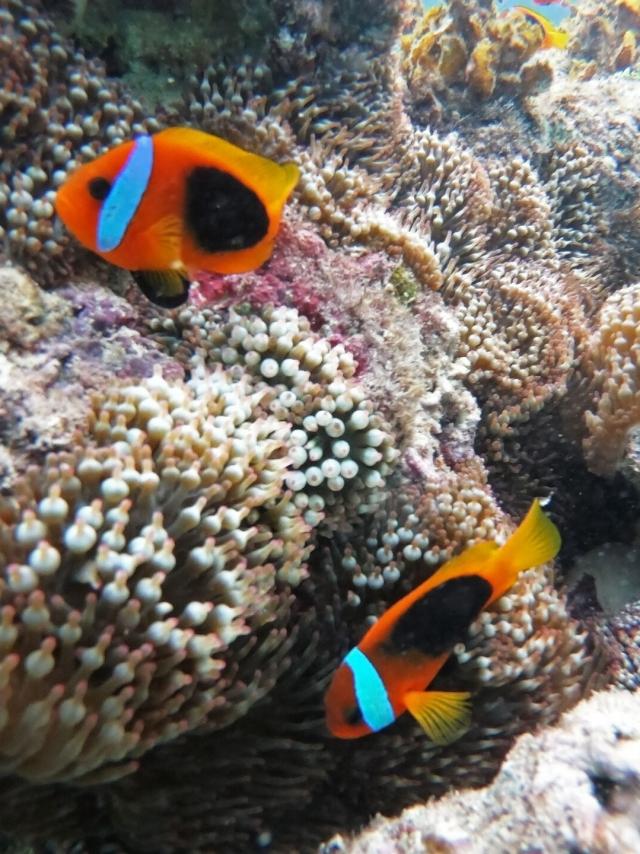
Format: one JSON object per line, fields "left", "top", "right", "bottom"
{"left": 422, "top": 0, "right": 573, "bottom": 29}
{"left": 324, "top": 499, "right": 561, "bottom": 743}
{"left": 55, "top": 127, "right": 300, "bottom": 308}
{"left": 513, "top": 5, "right": 570, "bottom": 49}
{"left": 526, "top": 0, "right": 572, "bottom": 5}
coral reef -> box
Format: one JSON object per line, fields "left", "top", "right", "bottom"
{"left": 324, "top": 689, "right": 640, "bottom": 854}
{"left": 0, "top": 265, "right": 178, "bottom": 492}
{"left": 87, "top": 557, "right": 600, "bottom": 853}
{"left": 1, "top": 0, "right": 640, "bottom": 851}
{"left": 0, "top": 255, "right": 613, "bottom": 850}
{"left": 526, "top": 72, "right": 640, "bottom": 287}
{"left": 568, "top": 0, "right": 640, "bottom": 76}
{"left": 59, "top": 1, "right": 278, "bottom": 107}
{"left": 54, "top": 0, "right": 403, "bottom": 108}
{"left": 399, "top": 0, "right": 556, "bottom": 124}
{"left": 601, "top": 600, "right": 640, "bottom": 691}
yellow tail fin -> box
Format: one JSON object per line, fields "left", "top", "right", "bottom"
{"left": 496, "top": 499, "right": 561, "bottom": 589}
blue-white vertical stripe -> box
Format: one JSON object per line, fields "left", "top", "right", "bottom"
{"left": 97, "top": 134, "right": 154, "bottom": 253}
{"left": 343, "top": 647, "right": 395, "bottom": 732}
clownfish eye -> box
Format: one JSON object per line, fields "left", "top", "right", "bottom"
{"left": 345, "top": 706, "right": 363, "bottom": 726}
{"left": 88, "top": 176, "right": 112, "bottom": 201}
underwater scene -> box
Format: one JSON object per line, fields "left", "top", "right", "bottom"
{"left": 1, "top": 0, "right": 640, "bottom": 851}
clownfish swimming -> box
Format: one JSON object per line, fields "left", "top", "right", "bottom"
{"left": 325, "top": 499, "right": 561, "bottom": 743}
{"left": 55, "top": 127, "right": 300, "bottom": 308}
{"left": 514, "top": 6, "right": 569, "bottom": 49}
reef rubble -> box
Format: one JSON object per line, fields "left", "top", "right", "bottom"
{"left": 323, "top": 688, "right": 640, "bottom": 854}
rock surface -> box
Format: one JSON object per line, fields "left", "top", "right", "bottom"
{"left": 324, "top": 689, "right": 640, "bottom": 854}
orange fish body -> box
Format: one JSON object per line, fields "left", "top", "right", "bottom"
{"left": 324, "top": 499, "right": 561, "bottom": 742}
{"left": 55, "top": 127, "right": 299, "bottom": 306}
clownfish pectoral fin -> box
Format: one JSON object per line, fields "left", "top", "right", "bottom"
{"left": 131, "top": 269, "right": 191, "bottom": 308}
{"left": 404, "top": 690, "right": 472, "bottom": 745}
{"left": 146, "top": 214, "right": 183, "bottom": 257}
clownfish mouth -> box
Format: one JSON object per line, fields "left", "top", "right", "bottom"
{"left": 54, "top": 183, "right": 94, "bottom": 240}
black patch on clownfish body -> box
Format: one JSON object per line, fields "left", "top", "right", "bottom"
{"left": 184, "top": 166, "right": 269, "bottom": 253}
{"left": 388, "top": 575, "right": 493, "bottom": 657}
{"left": 132, "top": 269, "right": 190, "bottom": 308}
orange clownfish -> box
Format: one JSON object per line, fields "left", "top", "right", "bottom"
{"left": 514, "top": 6, "right": 569, "bottom": 49}
{"left": 55, "top": 127, "right": 300, "bottom": 308}
{"left": 324, "top": 499, "right": 561, "bottom": 743}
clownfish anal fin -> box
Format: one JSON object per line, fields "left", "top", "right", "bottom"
{"left": 132, "top": 269, "right": 190, "bottom": 308}
{"left": 404, "top": 690, "right": 471, "bottom": 745}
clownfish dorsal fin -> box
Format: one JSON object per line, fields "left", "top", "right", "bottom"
{"left": 432, "top": 540, "right": 499, "bottom": 581}
{"left": 404, "top": 690, "right": 471, "bottom": 745}
{"left": 156, "top": 127, "right": 300, "bottom": 207}
{"left": 131, "top": 269, "right": 190, "bottom": 308}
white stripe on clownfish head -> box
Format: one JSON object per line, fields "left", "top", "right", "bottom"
{"left": 97, "top": 134, "right": 154, "bottom": 253}
{"left": 343, "top": 646, "right": 395, "bottom": 733}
